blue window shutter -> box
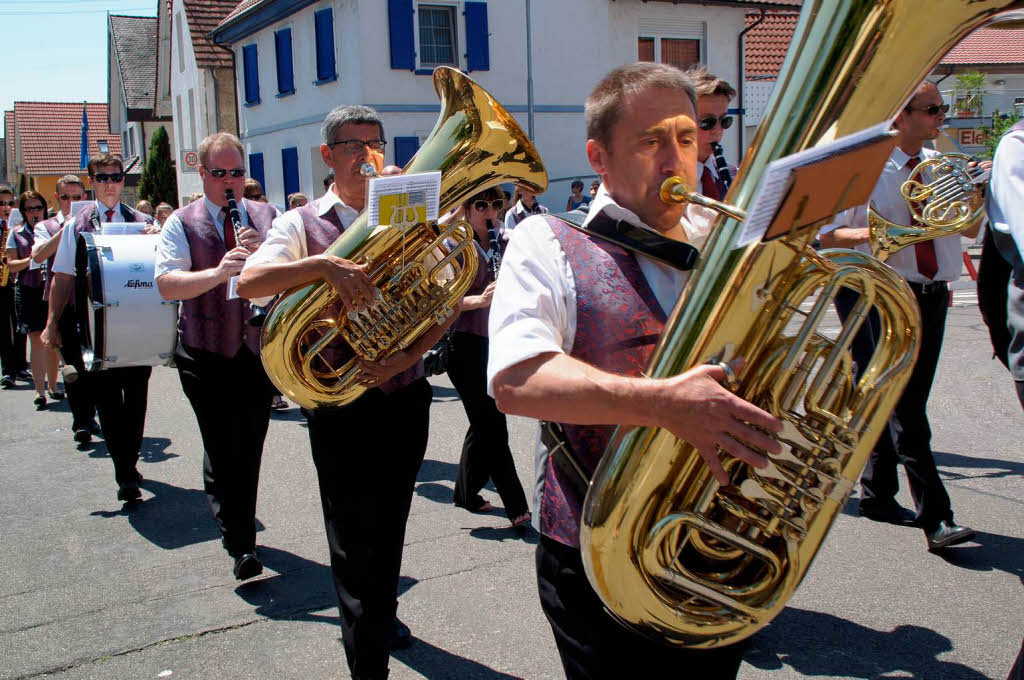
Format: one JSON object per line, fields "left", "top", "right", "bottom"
{"left": 282, "top": 147, "right": 299, "bottom": 198}
{"left": 314, "top": 8, "right": 337, "bottom": 81}
{"left": 248, "top": 152, "right": 265, "bottom": 192}
{"left": 388, "top": 0, "right": 415, "bottom": 70}
{"left": 243, "top": 44, "right": 260, "bottom": 104}
{"left": 394, "top": 136, "right": 420, "bottom": 168}
{"left": 464, "top": 2, "right": 489, "bottom": 72}
{"left": 275, "top": 28, "right": 294, "bottom": 94}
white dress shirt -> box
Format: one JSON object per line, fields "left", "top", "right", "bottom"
{"left": 154, "top": 198, "right": 251, "bottom": 279}
{"left": 51, "top": 201, "right": 124, "bottom": 276}
{"left": 241, "top": 189, "right": 361, "bottom": 307}
{"left": 822, "top": 146, "right": 965, "bottom": 283}
{"left": 988, "top": 127, "right": 1024, "bottom": 259}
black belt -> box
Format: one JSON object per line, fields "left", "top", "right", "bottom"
{"left": 908, "top": 280, "right": 949, "bottom": 294}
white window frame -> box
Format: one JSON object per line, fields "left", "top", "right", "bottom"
{"left": 637, "top": 18, "right": 706, "bottom": 68}
{"left": 413, "top": 0, "right": 462, "bottom": 71}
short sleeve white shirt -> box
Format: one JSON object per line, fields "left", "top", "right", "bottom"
{"left": 154, "top": 198, "right": 250, "bottom": 279}
{"left": 988, "top": 127, "right": 1024, "bottom": 259}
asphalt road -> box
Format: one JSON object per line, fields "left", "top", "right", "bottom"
{"left": 0, "top": 300, "right": 1021, "bottom": 680}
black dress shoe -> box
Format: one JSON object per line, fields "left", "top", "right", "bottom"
{"left": 88, "top": 421, "right": 102, "bottom": 436}
{"left": 388, "top": 617, "right": 412, "bottom": 650}
{"left": 926, "top": 521, "right": 976, "bottom": 551}
{"left": 858, "top": 501, "right": 917, "bottom": 526}
{"left": 34, "top": 394, "right": 47, "bottom": 410}
{"left": 16, "top": 370, "right": 33, "bottom": 382}
{"left": 73, "top": 428, "right": 92, "bottom": 444}
{"left": 233, "top": 553, "right": 263, "bottom": 580}
{"left": 117, "top": 482, "right": 142, "bottom": 502}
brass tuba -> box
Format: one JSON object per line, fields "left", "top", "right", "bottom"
{"left": 260, "top": 67, "right": 547, "bottom": 409}
{"left": 868, "top": 152, "right": 988, "bottom": 261}
{"left": 580, "top": 0, "right": 1024, "bottom": 649}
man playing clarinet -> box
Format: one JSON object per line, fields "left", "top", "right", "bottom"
{"left": 686, "top": 65, "right": 738, "bottom": 202}
{"left": 154, "top": 132, "right": 277, "bottom": 580}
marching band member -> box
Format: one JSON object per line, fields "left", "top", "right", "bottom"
{"left": 0, "top": 183, "right": 29, "bottom": 389}
{"left": 5, "top": 191, "right": 59, "bottom": 408}
{"left": 41, "top": 154, "right": 156, "bottom": 501}
{"left": 820, "top": 81, "right": 978, "bottom": 550}
{"left": 154, "top": 133, "right": 277, "bottom": 580}
{"left": 986, "top": 115, "right": 1024, "bottom": 408}
{"left": 487, "top": 63, "right": 781, "bottom": 679}
{"left": 503, "top": 187, "right": 547, "bottom": 230}
{"left": 238, "top": 105, "right": 446, "bottom": 678}
{"left": 686, "top": 65, "right": 737, "bottom": 201}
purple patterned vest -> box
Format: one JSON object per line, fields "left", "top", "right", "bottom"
{"left": 178, "top": 198, "right": 276, "bottom": 357}
{"left": 297, "top": 201, "right": 425, "bottom": 394}
{"left": 11, "top": 226, "right": 43, "bottom": 288}
{"left": 540, "top": 215, "right": 667, "bottom": 548}
{"left": 38, "top": 216, "right": 64, "bottom": 300}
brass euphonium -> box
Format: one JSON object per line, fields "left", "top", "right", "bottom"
{"left": 868, "top": 152, "right": 988, "bottom": 261}
{"left": 260, "top": 67, "right": 547, "bottom": 409}
{"left": 581, "top": 0, "right": 1024, "bottom": 649}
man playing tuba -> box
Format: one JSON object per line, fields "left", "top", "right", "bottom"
{"left": 487, "top": 63, "right": 782, "bottom": 679}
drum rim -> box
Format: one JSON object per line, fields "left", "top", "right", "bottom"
{"left": 75, "top": 231, "right": 107, "bottom": 372}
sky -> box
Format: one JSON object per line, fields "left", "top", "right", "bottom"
{"left": 1, "top": 0, "right": 157, "bottom": 117}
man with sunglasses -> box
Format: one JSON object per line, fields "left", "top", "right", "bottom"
{"left": 687, "top": 65, "right": 737, "bottom": 202}
{"left": 238, "top": 104, "right": 445, "bottom": 679}
{"left": 820, "top": 80, "right": 977, "bottom": 550}
{"left": 154, "top": 132, "right": 277, "bottom": 580}
{"left": 42, "top": 154, "right": 156, "bottom": 500}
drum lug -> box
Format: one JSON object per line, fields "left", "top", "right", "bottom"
{"left": 92, "top": 300, "right": 119, "bottom": 310}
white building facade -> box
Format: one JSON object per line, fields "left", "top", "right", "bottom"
{"left": 211, "top": 0, "right": 759, "bottom": 207}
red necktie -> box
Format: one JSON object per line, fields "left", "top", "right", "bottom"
{"left": 905, "top": 156, "right": 938, "bottom": 280}
{"left": 700, "top": 165, "right": 720, "bottom": 201}
{"left": 104, "top": 209, "right": 115, "bottom": 222}
{"left": 221, "top": 207, "right": 237, "bottom": 250}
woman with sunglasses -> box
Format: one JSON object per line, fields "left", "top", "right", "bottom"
{"left": 5, "top": 191, "right": 60, "bottom": 408}
{"left": 448, "top": 186, "right": 531, "bottom": 529}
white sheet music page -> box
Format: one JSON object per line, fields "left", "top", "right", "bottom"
{"left": 366, "top": 171, "right": 442, "bottom": 227}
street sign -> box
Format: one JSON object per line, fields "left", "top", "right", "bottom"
{"left": 181, "top": 150, "right": 200, "bottom": 173}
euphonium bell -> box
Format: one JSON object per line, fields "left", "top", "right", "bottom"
{"left": 260, "top": 67, "right": 547, "bottom": 410}
{"left": 869, "top": 152, "right": 988, "bottom": 261}
{"left": 580, "top": 0, "right": 1024, "bottom": 649}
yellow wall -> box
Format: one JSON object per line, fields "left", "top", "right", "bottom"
{"left": 26, "top": 174, "right": 91, "bottom": 206}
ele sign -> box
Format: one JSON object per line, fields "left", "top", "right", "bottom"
{"left": 181, "top": 150, "right": 200, "bottom": 173}
{"left": 957, "top": 129, "right": 986, "bottom": 147}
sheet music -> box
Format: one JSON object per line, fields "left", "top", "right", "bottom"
{"left": 226, "top": 276, "right": 240, "bottom": 300}
{"left": 101, "top": 222, "right": 148, "bottom": 235}
{"left": 366, "top": 171, "right": 442, "bottom": 227}
{"left": 738, "top": 122, "right": 894, "bottom": 248}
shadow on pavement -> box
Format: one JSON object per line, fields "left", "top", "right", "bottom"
{"left": 746, "top": 607, "right": 989, "bottom": 679}
{"left": 85, "top": 436, "right": 179, "bottom": 464}
{"left": 415, "top": 458, "right": 458, "bottom": 504}
{"left": 430, "top": 385, "right": 461, "bottom": 402}
{"left": 933, "top": 530, "right": 1024, "bottom": 583}
{"left": 934, "top": 450, "right": 1024, "bottom": 480}
{"left": 394, "top": 637, "right": 521, "bottom": 680}
{"left": 234, "top": 546, "right": 337, "bottom": 624}
{"left": 469, "top": 524, "right": 539, "bottom": 545}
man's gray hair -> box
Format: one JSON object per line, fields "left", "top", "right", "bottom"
{"left": 586, "top": 63, "right": 698, "bottom": 146}
{"left": 321, "top": 105, "right": 384, "bottom": 145}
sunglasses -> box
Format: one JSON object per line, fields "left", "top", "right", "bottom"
{"left": 23, "top": 205, "right": 44, "bottom": 212}
{"left": 58, "top": 193, "right": 84, "bottom": 201}
{"left": 93, "top": 172, "right": 124, "bottom": 183}
{"left": 206, "top": 167, "right": 246, "bottom": 178}
{"left": 473, "top": 199, "right": 504, "bottom": 212}
{"left": 905, "top": 103, "right": 949, "bottom": 116}
{"left": 0, "top": 199, "right": 16, "bottom": 207}
{"left": 699, "top": 115, "right": 734, "bottom": 131}
{"left": 327, "top": 139, "right": 387, "bottom": 154}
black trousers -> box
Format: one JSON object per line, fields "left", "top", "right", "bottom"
{"left": 447, "top": 331, "right": 529, "bottom": 519}
{"left": 0, "top": 284, "right": 27, "bottom": 377}
{"left": 177, "top": 346, "right": 274, "bottom": 557}
{"left": 536, "top": 536, "right": 746, "bottom": 679}
{"left": 835, "top": 284, "right": 954, "bottom": 531}
{"left": 57, "top": 309, "right": 98, "bottom": 431}
{"left": 94, "top": 365, "right": 152, "bottom": 486}
{"left": 304, "top": 378, "right": 431, "bottom": 680}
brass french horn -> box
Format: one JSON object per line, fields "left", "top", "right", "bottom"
{"left": 260, "top": 67, "right": 547, "bottom": 409}
{"left": 580, "top": 0, "right": 1024, "bottom": 649}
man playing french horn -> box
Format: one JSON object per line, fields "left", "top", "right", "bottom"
{"left": 237, "top": 105, "right": 445, "bottom": 679}
{"left": 487, "top": 63, "right": 783, "bottom": 678}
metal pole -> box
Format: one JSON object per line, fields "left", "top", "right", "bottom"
{"left": 526, "top": 0, "right": 535, "bottom": 140}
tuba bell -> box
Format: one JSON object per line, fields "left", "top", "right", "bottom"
{"left": 260, "top": 67, "right": 547, "bottom": 410}
{"left": 868, "top": 152, "right": 988, "bottom": 261}
{"left": 580, "top": 0, "right": 1024, "bottom": 649}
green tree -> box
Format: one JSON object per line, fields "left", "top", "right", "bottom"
{"left": 138, "top": 126, "right": 178, "bottom": 208}
{"left": 953, "top": 71, "right": 987, "bottom": 116}
{"left": 17, "top": 173, "right": 26, "bottom": 195}
{"left": 981, "top": 109, "right": 1018, "bottom": 159}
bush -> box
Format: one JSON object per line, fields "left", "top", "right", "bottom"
{"left": 138, "top": 126, "right": 178, "bottom": 208}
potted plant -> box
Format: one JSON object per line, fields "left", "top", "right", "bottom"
{"left": 953, "top": 71, "right": 986, "bottom": 117}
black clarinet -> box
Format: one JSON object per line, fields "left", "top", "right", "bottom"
{"left": 710, "top": 141, "right": 733, "bottom": 193}
{"left": 486, "top": 219, "right": 502, "bottom": 279}
{"left": 224, "top": 189, "right": 271, "bottom": 326}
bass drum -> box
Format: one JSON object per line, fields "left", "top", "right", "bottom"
{"left": 70, "top": 232, "right": 178, "bottom": 371}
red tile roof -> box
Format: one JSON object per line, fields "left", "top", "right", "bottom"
{"left": 13, "top": 102, "right": 123, "bottom": 176}
{"left": 941, "top": 28, "right": 1024, "bottom": 66}
{"left": 181, "top": 0, "right": 238, "bottom": 69}
{"left": 5, "top": 111, "right": 14, "bottom": 178}
{"left": 217, "top": 0, "right": 266, "bottom": 29}
{"left": 745, "top": 10, "right": 800, "bottom": 80}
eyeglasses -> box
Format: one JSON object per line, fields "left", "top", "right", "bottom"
{"left": 93, "top": 172, "right": 124, "bottom": 183}
{"left": 473, "top": 199, "right": 504, "bottom": 212}
{"left": 698, "top": 115, "right": 734, "bottom": 131}
{"left": 905, "top": 103, "right": 949, "bottom": 116}
{"left": 58, "top": 193, "right": 84, "bottom": 201}
{"left": 0, "top": 200, "right": 16, "bottom": 207}
{"left": 327, "top": 139, "right": 387, "bottom": 154}
{"left": 205, "top": 167, "right": 246, "bottom": 178}
{"left": 23, "top": 205, "right": 44, "bottom": 213}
